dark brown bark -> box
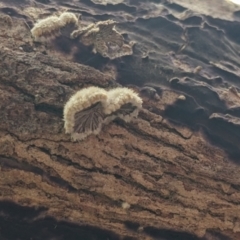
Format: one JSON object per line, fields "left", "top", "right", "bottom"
{"left": 1, "top": 0, "right": 240, "bottom": 239}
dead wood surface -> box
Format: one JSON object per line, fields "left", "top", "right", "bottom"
{"left": 0, "top": 0, "right": 240, "bottom": 239}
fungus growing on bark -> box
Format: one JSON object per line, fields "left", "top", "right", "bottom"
{"left": 58, "top": 12, "right": 78, "bottom": 26}
{"left": 103, "top": 87, "right": 142, "bottom": 123}
{"left": 71, "top": 20, "right": 133, "bottom": 59}
{"left": 64, "top": 86, "right": 143, "bottom": 141}
{"left": 31, "top": 12, "right": 79, "bottom": 42}
{"left": 63, "top": 86, "right": 108, "bottom": 141}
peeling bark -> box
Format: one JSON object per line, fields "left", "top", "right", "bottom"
{"left": 1, "top": 0, "right": 240, "bottom": 240}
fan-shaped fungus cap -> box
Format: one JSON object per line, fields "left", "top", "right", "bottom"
{"left": 31, "top": 12, "right": 79, "bottom": 42}
{"left": 63, "top": 86, "right": 108, "bottom": 141}
{"left": 103, "top": 87, "right": 142, "bottom": 123}
{"left": 59, "top": 12, "right": 78, "bottom": 27}
{"left": 31, "top": 16, "right": 60, "bottom": 41}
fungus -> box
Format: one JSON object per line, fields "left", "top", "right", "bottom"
{"left": 70, "top": 23, "right": 96, "bottom": 40}
{"left": 63, "top": 86, "right": 108, "bottom": 141}
{"left": 71, "top": 20, "right": 133, "bottom": 59}
{"left": 31, "top": 12, "right": 79, "bottom": 42}
{"left": 103, "top": 87, "right": 142, "bottom": 123}
{"left": 58, "top": 12, "right": 78, "bottom": 27}
{"left": 64, "top": 86, "right": 143, "bottom": 141}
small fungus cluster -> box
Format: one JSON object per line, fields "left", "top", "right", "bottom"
{"left": 31, "top": 13, "right": 133, "bottom": 59}
{"left": 63, "top": 86, "right": 142, "bottom": 141}
{"left": 31, "top": 13, "right": 139, "bottom": 141}
{"left": 31, "top": 12, "right": 79, "bottom": 42}
{"left": 71, "top": 19, "right": 133, "bottom": 59}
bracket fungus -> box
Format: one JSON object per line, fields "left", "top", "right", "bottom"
{"left": 58, "top": 12, "right": 79, "bottom": 26}
{"left": 103, "top": 87, "right": 143, "bottom": 123}
{"left": 63, "top": 86, "right": 108, "bottom": 141}
{"left": 64, "top": 86, "right": 142, "bottom": 141}
{"left": 31, "top": 12, "right": 79, "bottom": 42}
{"left": 71, "top": 20, "right": 133, "bottom": 59}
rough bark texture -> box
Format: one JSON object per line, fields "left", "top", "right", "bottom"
{"left": 1, "top": 0, "right": 240, "bottom": 239}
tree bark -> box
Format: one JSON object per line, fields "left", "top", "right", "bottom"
{"left": 1, "top": 0, "right": 240, "bottom": 239}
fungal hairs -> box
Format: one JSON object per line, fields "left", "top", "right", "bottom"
{"left": 31, "top": 11, "right": 79, "bottom": 42}
{"left": 63, "top": 86, "right": 108, "bottom": 141}
{"left": 103, "top": 87, "right": 142, "bottom": 123}
{"left": 63, "top": 86, "right": 142, "bottom": 141}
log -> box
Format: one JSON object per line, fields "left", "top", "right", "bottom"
{"left": 0, "top": 0, "right": 240, "bottom": 239}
